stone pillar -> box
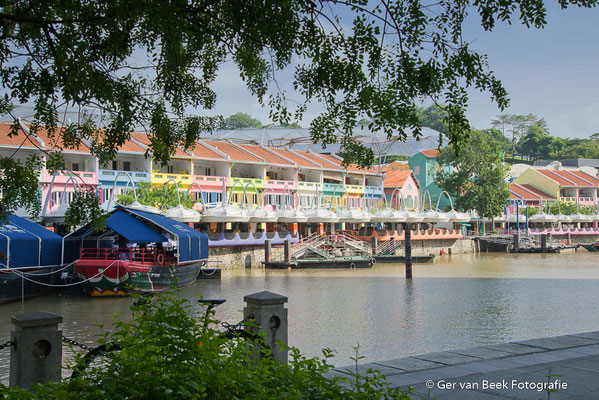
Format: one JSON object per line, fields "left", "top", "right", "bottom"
{"left": 264, "top": 239, "right": 272, "bottom": 263}
{"left": 404, "top": 223, "right": 412, "bottom": 278}
{"left": 284, "top": 240, "right": 291, "bottom": 264}
{"left": 244, "top": 291, "right": 288, "bottom": 363}
{"left": 513, "top": 232, "right": 520, "bottom": 251}
{"left": 371, "top": 236, "right": 378, "bottom": 255}
{"left": 541, "top": 234, "right": 547, "bottom": 250}
{"left": 10, "top": 311, "right": 63, "bottom": 389}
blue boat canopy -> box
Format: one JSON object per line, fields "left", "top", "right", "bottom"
{"left": 105, "top": 211, "right": 168, "bottom": 244}
{"left": 126, "top": 209, "right": 208, "bottom": 263}
{"left": 63, "top": 208, "right": 208, "bottom": 264}
{"left": 0, "top": 215, "right": 63, "bottom": 268}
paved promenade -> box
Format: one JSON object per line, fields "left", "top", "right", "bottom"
{"left": 332, "top": 331, "right": 599, "bottom": 399}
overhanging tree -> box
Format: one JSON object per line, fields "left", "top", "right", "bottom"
{"left": 0, "top": 0, "right": 597, "bottom": 223}
{"left": 435, "top": 130, "right": 511, "bottom": 218}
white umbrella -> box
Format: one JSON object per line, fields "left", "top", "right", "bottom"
{"left": 160, "top": 178, "right": 201, "bottom": 222}
{"left": 246, "top": 206, "right": 278, "bottom": 223}
{"left": 371, "top": 207, "right": 407, "bottom": 223}
{"left": 305, "top": 207, "right": 340, "bottom": 223}
{"left": 43, "top": 203, "right": 70, "bottom": 224}
{"left": 202, "top": 202, "right": 249, "bottom": 223}
{"left": 277, "top": 207, "right": 308, "bottom": 223}
{"left": 163, "top": 204, "right": 201, "bottom": 223}
{"left": 336, "top": 208, "right": 372, "bottom": 223}
{"left": 446, "top": 210, "right": 472, "bottom": 223}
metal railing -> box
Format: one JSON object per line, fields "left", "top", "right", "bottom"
{"left": 79, "top": 248, "right": 176, "bottom": 265}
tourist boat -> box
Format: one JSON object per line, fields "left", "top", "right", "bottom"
{"left": 0, "top": 215, "right": 64, "bottom": 304}
{"left": 583, "top": 241, "right": 599, "bottom": 252}
{"left": 67, "top": 207, "right": 209, "bottom": 297}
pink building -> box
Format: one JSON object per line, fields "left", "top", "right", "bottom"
{"left": 384, "top": 169, "right": 420, "bottom": 210}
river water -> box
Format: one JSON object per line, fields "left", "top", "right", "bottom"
{"left": 2, "top": 251, "right": 599, "bottom": 384}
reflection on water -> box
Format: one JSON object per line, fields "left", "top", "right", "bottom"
{"left": 2, "top": 251, "right": 599, "bottom": 384}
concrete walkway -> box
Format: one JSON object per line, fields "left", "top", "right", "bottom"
{"left": 332, "top": 331, "right": 599, "bottom": 399}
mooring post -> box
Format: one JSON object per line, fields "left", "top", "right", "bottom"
{"left": 566, "top": 232, "right": 572, "bottom": 244}
{"left": 264, "top": 239, "right": 272, "bottom": 263}
{"left": 404, "top": 223, "right": 412, "bottom": 278}
{"left": 244, "top": 291, "right": 288, "bottom": 363}
{"left": 284, "top": 239, "right": 291, "bottom": 264}
{"left": 10, "top": 311, "right": 63, "bottom": 390}
{"left": 541, "top": 234, "right": 547, "bottom": 250}
{"left": 371, "top": 236, "right": 378, "bottom": 255}
{"left": 513, "top": 232, "right": 520, "bottom": 251}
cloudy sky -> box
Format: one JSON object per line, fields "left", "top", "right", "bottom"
{"left": 199, "top": 2, "right": 599, "bottom": 140}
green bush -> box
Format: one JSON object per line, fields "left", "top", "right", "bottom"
{"left": 1, "top": 291, "right": 411, "bottom": 399}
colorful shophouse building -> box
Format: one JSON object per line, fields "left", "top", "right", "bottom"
{"left": 513, "top": 167, "right": 599, "bottom": 207}
{"left": 408, "top": 149, "right": 453, "bottom": 210}
{"left": 0, "top": 124, "right": 385, "bottom": 219}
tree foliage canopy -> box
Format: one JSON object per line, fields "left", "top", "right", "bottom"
{"left": 435, "top": 129, "right": 511, "bottom": 218}
{"left": 117, "top": 181, "right": 197, "bottom": 209}
{"left": 1, "top": 0, "right": 597, "bottom": 221}
{"left": 220, "top": 112, "right": 263, "bottom": 130}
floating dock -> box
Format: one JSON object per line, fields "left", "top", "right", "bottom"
{"left": 373, "top": 255, "right": 435, "bottom": 264}
{"left": 265, "top": 256, "right": 374, "bottom": 269}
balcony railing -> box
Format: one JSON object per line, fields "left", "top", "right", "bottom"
{"left": 192, "top": 175, "right": 225, "bottom": 188}
{"left": 43, "top": 170, "right": 97, "bottom": 185}
{"left": 365, "top": 185, "right": 385, "bottom": 197}
{"left": 298, "top": 181, "right": 319, "bottom": 191}
{"left": 226, "top": 177, "right": 265, "bottom": 191}
{"left": 151, "top": 172, "right": 192, "bottom": 185}
{"left": 345, "top": 184, "right": 364, "bottom": 194}
{"left": 322, "top": 182, "right": 344, "bottom": 194}
{"left": 560, "top": 196, "right": 578, "bottom": 203}
{"left": 579, "top": 196, "right": 596, "bottom": 206}
{"left": 265, "top": 179, "right": 296, "bottom": 191}
{"left": 98, "top": 169, "right": 149, "bottom": 184}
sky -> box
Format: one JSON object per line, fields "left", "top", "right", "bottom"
{"left": 196, "top": 2, "right": 599, "bottom": 141}
{"left": 3, "top": 2, "right": 597, "bottom": 142}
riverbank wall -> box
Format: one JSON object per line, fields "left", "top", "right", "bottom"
{"left": 210, "top": 238, "right": 475, "bottom": 269}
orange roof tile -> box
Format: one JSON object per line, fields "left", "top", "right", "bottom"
{"left": 384, "top": 170, "right": 419, "bottom": 188}
{"left": 188, "top": 141, "right": 228, "bottom": 160}
{"left": 317, "top": 153, "right": 366, "bottom": 173}
{"left": 0, "top": 123, "right": 41, "bottom": 148}
{"left": 8, "top": 124, "right": 91, "bottom": 152}
{"left": 510, "top": 183, "right": 555, "bottom": 200}
{"left": 537, "top": 169, "right": 574, "bottom": 186}
{"left": 296, "top": 151, "right": 340, "bottom": 170}
{"left": 269, "top": 148, "right": 320, "bottom": 168}
{"left": 535, "top": 169, "right": 599, "bottom": 187}
{"left": 130, "top": 132, "right": 191, "bottom": 157}
{"left": 563, "top": 170, "right": 599, "bottom": 187}
{"left": 420, "top": 149, "right": 439, "bottom": 158}
{"left": 240, "top": 145, "right": 294, "bottom": 165}
{"left": 92, "top": 131, "right": 146, "bottom": 153}
{"left": 203, "top": 140, "right": 263, "bottom": 162}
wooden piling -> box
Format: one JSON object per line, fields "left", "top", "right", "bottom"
{"left": 405, "top": 223, "right": 412, "bottom": 278}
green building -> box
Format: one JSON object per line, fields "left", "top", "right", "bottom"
{"left": 408, "top": 150, "right": 454, "bottom": 210}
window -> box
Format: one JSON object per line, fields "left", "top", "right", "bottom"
{"left": 112, "top": 160, "right": 118, "bottom": 170}
{"left": 408, "top": 183, "right": 412, "bottom": 191}
{"left": 167, "top": 165, "right": 174, "bottom": 173}
{"left": 204, "top": 167, "right": 212, "bottom": 176}
{"left": 123, "top": 161, "right": 131, "bottom": 171}
{"left": 72, "top": 163, "right": 79, "bottom": 171}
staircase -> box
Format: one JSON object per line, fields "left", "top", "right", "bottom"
{"left": 291, "top": 232, "right": 372, "bottom": 260}
{"left": 377, "top": 239, "right": 403, "bottom": 255}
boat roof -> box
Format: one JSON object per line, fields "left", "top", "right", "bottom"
{"left": 0, "top": 215, "right": 63, "bottom": 268}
